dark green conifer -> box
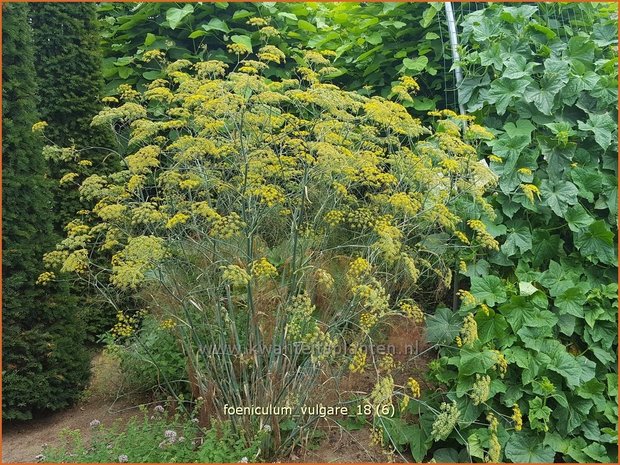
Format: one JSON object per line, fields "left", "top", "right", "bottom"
{"left": 2, "top": 2, "right": 90, "bottom": 420}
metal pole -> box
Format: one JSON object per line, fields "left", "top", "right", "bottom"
{"left": 444, "top": 2, "right": 466, "bottom": 115}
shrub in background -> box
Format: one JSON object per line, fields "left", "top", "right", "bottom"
{"left": 30, "top": 2, "right": 121, "bottom": 341}
{"left": 2, "top": 2, "right": 90, "bottom": 420}
{"left": 97, "top": 2, "right": 453, "bottom": 110}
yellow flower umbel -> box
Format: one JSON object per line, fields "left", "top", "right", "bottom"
{"left": 485, "top": 412, "right": 501, "bottom": 463}
{"left": 467, "top": 219, "right": 499, "bottom": 251}
{"left": 314, "top": 268, "right": 334, "bottom": 291}
{"left": 221, "top": 265, "right": 251, "bottom": 288}
{"left": 347, "top": 257, "right": 372, "bottom": 281}
{"left": 431, "top": 401, "right": 460, "bottom": 441}
{"left": 457, "top": 289, "right": 478, "bottom": 307}
{"left": 32, "top": 121, "right": 48, "bottom": 133}
{"left": 379, "top": 354, "right": 396, "bottom": 373}
{"left": 407, "top": 377, "right": 421, "bottom": 399}
{"left": 250, "top": 257, "right": 278, "bottom": 279}
{"left": 460, "top": 312, "right": 478, "bottom": 346}
{"left": 512, "top": 404, "right": 523, "bottom": 431}
{"left": 470, "top": 374, "right": 491, "bottom": 405}
{"left": 492, "top": 349, "right": 508, "bottom": 378}
{"left": 349, "top": 345, "right": 367, "bottom": 373}
{"left": 370, "top": 375, "right": 394, "bottom": 408}
{"left": 400, "top": 301, "right": 425, "bottom": 324}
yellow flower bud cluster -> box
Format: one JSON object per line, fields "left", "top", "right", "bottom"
{"left": 470, "top": 374, "right": 491, "bottom": 405}
{"left": 492, "top": 349, "right": 508, "bottom": 378}
{"left": 111, "top": 311, "right": 139, "bottom": 339}
{"left": 465, "top": 124, "right": 495, "bottom": 141}
{"left": 467, "top": 219, "right": 499, "bottom": 251}
{"left": 285, "top": 294, "right": 336, "bottom": 362}
{"left": 431, "top": 401, "right": 461, "bottom": 441}
{"left": 32, "top": 121, "right": 48, "bottom": 133}
{"left": 142, "top": 49, "right": 164, "bottom": 62}
{"left": 247, "top": 17, "right": 269, "bottom": 27}
{"left": 97, "top": 203, "right": 127, "bottom": 222}
{"left": 391, "top": 75, "right": 421, "bottom": 102}
{"left": 250, "top": 184, "right": 285, "bottom": 207}
{"left": 359, "top": 311, "right": 379, "bottom": 333}
{"left": 512, "top": 404, "right": 523, "bottom": 431}
{"left": 209, "top": 212, "right": 245, "bottom": 239}
{"left": 348, "top": 257, "right": 371, "bottom": 281}
{"left": 259, "top": 26, "right": 279, "bottom": 38}
{"left": 457, "top": 289, "right": 478, "bottom": 307}
{"left": 352, "top": 281, "right": 389, "bottom": 314}
{"left": 401, "top": 254, "right": 420, "bottom": 283}
{"left": 250, "top": 257, "right": 278, "bottom": 279}
{"left": 407, "top": 377, "right": 421, "bottom": 399}
{"left": 227, "top": 43, "right": 251, "bottom": 55}
{"left": 36, "top": 271, "right": 56, "bottom": 286}
{"left": 454, "top": 231, "right": 470, "bottom": 245}
{"left": 349, "top": 345, "right": 367, "bottom": 373}
{"left": 131, "top": 203, "right": 166, "bottom": 225}
{"left": 258, "top": 45, "right": 286, "bottom": 65}
{"left": 61, "top": 249, "right": 89, "bottom": 274}
{"left": 370, "top": 375, "right": 394, "bottom": 408}
{"left": 110, "top": 236, "right": 168, "bottom": 290}
{"left": 379, "top": 354, "right": 396, "bottom": 373}
{"left": 221, "top": 265, "right": 251, "bottom": 288}
{"left": 400, "top": 301, "right": 425, "bottom": 324}
{"left": 60, "top": 172, "right": 79, "bottom": 185}
{"left": 485, "top": 412, "right": 501, "bottom": 463}
{"left": 460, "top": 312, "right": 478, "bottom": 346}
{"left": 345, "top": 208, "right": 377, "bottom": 230}
{"left": 160, "top": 319, "right": 177, "bottom": 330}
{"left": 370, "top": 428, "right": 384, "bottom": 446}
{"left": 315, "top": 268, "right": 334, "bottom": 290}
{"left": 388, "top": 192, "right": 421, "bottom": 216}
{"left": 166, "top": 212, "right": 190, "bottom": 229}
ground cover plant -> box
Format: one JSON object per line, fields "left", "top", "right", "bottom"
{"left": 3, "top": 2, "right": 617, "bottom": 463}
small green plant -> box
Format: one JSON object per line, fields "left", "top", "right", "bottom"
{"left": 43, "top": 405, "right": 265, "bottom": 463}
{"left": 104, "top": 315, "right": 189, "bottom": 397}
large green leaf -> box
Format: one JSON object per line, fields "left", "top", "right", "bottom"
{"left": 501, "top": 224, "right": 532, "bottom": 256}
{"left": 201, "top": 18, "right": 230, "bottom": 34}
{"left": 487, "top": 77, "right": 531, "bottom": 115}
{"left": 458, "top": 348, "right": 499, "bottom": 376}
{"left": 565, "top": 204, "right": 595, "bottom": 232}
{"left": 505, "top": 433, "right": 555, "bottom": 462}
{"left": 575, "top": 220, "right": 616, "bottom": 265}
{"left": 540, "top": 179, "right": 579, "bottom": 217}
{"left": 470, "top": 275, "right": 507, "bottom": 306}
{"left": 554, "top": 285, "right": 587, "bottom": 318}
{"left": 166, "top": 4, "right": 194, "bottom": 30}
{"left": 425, "top": 307, "right": 461, "bottom": 344}
{"left": 524, "top": 75, "right": 565, "bottom": 115}
{"left": 578, "top": 112, "right": 616, "bottom": 150}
